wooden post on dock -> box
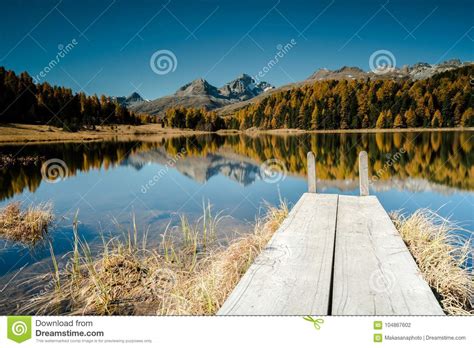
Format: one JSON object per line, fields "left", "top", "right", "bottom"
{"left": 359, "top": 151, "right": 369, "bottom": 196}
{"left": 307, "top": 152, "right": 316, "bottom": 193}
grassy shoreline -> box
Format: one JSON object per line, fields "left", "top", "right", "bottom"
{"left": 0, "top": 123, "right": 472, "bottom": 145}
{"left": 0, "top": 123, "right": 206, "bottom": 145}
{"left": 5, "top": 202, "right": 471, "bottom": 316}
{"left": 0, "top": 202, "right": 54, "bottom": 245}
{"left": 392, "top": 210, "right": 473, "bottom": 315}
{"left": 19, "top": 202, "right": 289, "bottom": 315}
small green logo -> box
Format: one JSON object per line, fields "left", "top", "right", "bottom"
{"left": 374, "top": 333, "right": 383, "bottom": 343}
{"left": 7, "top": 316, "right": 32, "bottom": 343}
{"left": 374, "top": 321, "right": 383, "bottom": 330}
{"left": 303, "top": 316, "right": 324, "bottom": 330}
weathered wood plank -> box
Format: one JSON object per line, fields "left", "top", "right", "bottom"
{"left": 307, "top": 152, "right": 316, "bottom": 193}
{"left": 218, "top": 193, "right": 338, "bottom": 315}
{"left": 359, "top": 151, "right": 369, "bottom": 196}
{"left": 332, "top": 195, "right": 444, "bottom": 315}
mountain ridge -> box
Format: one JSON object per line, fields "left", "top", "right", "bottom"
{"left": 217, "top": 59, "right": 473, "bottom": 117}
{"left": 129, "top": 73, "right": 274, "bottom": 116}
{"left": 307, "top": 59, "right": 472, "bottom": 81}
{"left": 127, "top": 59, "right": 472, "bottom": 118}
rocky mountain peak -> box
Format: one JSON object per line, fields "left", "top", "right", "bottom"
{"left": 439, "top": 59, "right": 462, "bottom": 67}
{"left": 237, "top": 73, "right": 253, "bottom": 80}
{"left": 130, "top": 73, "right": 273, "bottom": 116}
{"left": 308, "top": 66, "right": 368, "bottom": 80}
{"left": 114, "top": 92, "right": 145, "bottom": 107}
{"left": 335, "top": 66, "right": 365, "bottom": 73}
{"left": 175, "top": 78, "right": 219, "bottom": 97}
{"left": 126, "top": 92, "right": 143, "bottom": 101}
{"left": 219, "top": 74, "right": 273, "bottom": 100}
{"left": 408, "top": 59, "right": 467, "bottom": 80}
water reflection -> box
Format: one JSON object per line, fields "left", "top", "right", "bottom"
{"left": 0, "top": 130, "right": 472, "bottom": 286}
{"left": 1, "top": 131, "right": 472, "bottom": 200}
{"left": 0, "top": 131, "right": 472, "bottom": 309}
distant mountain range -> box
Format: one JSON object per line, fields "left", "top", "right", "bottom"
{"left": 124, "top": 59, "right": 471, "bottom": 117}
{"left": 307, "top": 59, "right": 470, "bottom": 81}
{"left": 217, "top": 59, "right": 473, "bottom": 117}
{"left": 128, "top": 74, "right": 274, "bottom": 116}
{"left": 113, "top": 92, "right": 147, "bottom": 108}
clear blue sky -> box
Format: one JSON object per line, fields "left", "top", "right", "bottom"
{"left": 1, "top": 0, "right": 473, "bottom": 99}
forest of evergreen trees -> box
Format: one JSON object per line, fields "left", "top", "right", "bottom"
{"left": 1, "top": 65, "right": 473, "bottom": 131}
{"left": 163, "top": 107, "right": 226, "bottom": 131}
{"left": 228, "top": 66, "right": 474, "bottom": 130}
{"left": 0, "top": 67, "right": 140, "bottom": 131}
{"left": 163, "top": 66, "right": 473, "bottom": 131}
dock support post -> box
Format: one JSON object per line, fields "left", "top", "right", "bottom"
{"left": 359, "top": 151, "right": 369, "bottom": 196}
{"left": 307, "top": 151, "right": 316, "bottom": 193}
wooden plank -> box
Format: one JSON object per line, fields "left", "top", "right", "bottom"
{"left": 332, "top": 195, "right": 444, "bottom": 315}
{"left": 218, "top": 193, "right": 338, "bottom": 315}
{"left": 307, "top": 152, "right": 316, "bottom": 193}
{"left": 359, "top": 151, "right": 369, "bottom": 196}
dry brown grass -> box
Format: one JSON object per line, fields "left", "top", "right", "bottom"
{"left": 392, "top": 209, "right": 473, "bottom": 315}
{"left": 0, "top": 123, "right": 209, "bottom": 145}
{"left": 22, "top": 201, "right": 288, "bottom": 315}
{"left": 14, "top": 202, "right": 472, "bottom": 315}
{"left": 169, "top": 203, "right": 288, "bottom": 315}
{"left": 0, "top": 201, "right": 54, "bottom": 244}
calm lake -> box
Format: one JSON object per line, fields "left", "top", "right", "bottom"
{"left": 0, "top": 131, "right": 473, "bottom": 285}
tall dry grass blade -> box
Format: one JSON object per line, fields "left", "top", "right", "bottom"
{"left": 22, "top": 200, "right": 289, "bottom": 315}
{"left": 392, "top": 209, "right": 473, "bottom": 315}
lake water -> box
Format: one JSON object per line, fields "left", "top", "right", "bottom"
{"left": 0, "top": 131, "right": 473, "bottom": 285}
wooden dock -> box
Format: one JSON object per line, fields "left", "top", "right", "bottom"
{"left": 218, "top": 151, "right": 444, "bottom": 315}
